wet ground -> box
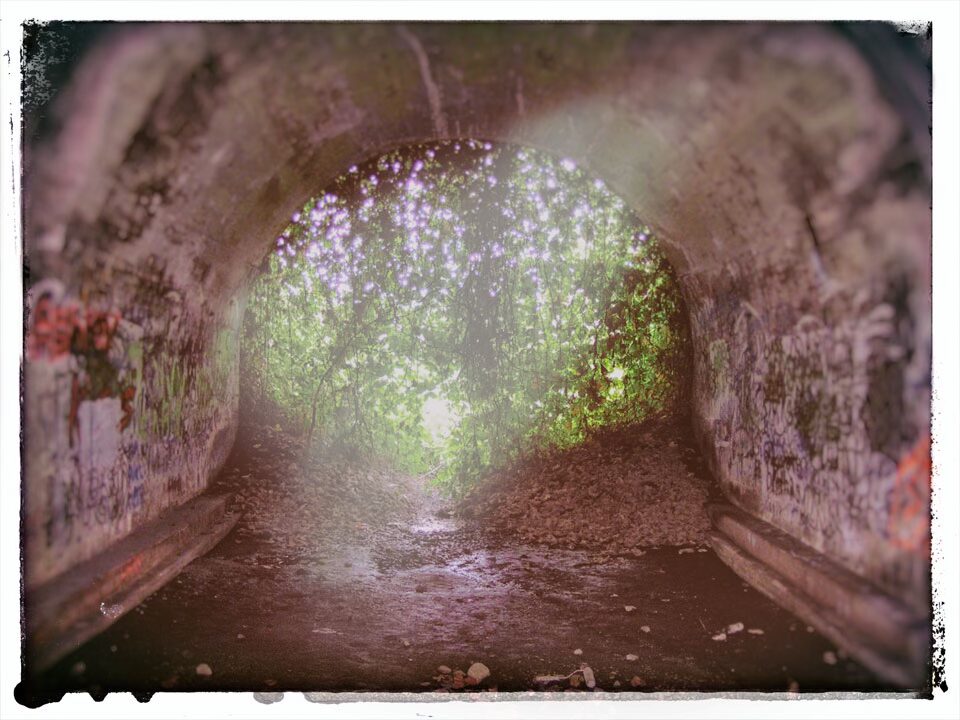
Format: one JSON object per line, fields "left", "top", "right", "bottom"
{"left": 33, "top": 421, "right": 889, "bottom": 696}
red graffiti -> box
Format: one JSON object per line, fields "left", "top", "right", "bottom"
{"left": 119, "top": 385, "right": 137, "bottom": 431}
{"left": 116, "top": 554, "right": 144, "bottom": 584}
{"left": 29, "top": 295, "right": 137, "bottom": 442}
{"left": 887, "top": 434, "right": 931, "bottom": 554}
{"left": 28, "top": 296, "right": 120, "bottom": 361}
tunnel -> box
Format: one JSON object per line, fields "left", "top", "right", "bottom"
{"left": 18, "top": 21, "right": 933, "bottom": 699}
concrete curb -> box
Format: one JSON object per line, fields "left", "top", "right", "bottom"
{"left": 25, "top": 492, "right": 239, "bottom": 673}
{"left": 707, "top": 502, "right": 929, "bottom": 689}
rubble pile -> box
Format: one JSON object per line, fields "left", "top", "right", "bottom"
{"left": 460, "top": 416, "right": 714, "bottom": 551}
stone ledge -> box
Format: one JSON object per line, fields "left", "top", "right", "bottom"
{"left": 25, "top": 492, "right": 239, "bottom": 673}
{"left": 708, "top": 502, "right": 929, "bottom": 690}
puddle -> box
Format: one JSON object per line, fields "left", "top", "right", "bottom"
{"left": 410, "top": 516, "right": 458, "bottom": 535}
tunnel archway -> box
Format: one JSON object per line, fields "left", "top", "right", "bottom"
{"left": 21, "top": 22, "right": 931, "bottom": 689}
{"left": 240, "top": 138, "right": 692, "bottom": 497}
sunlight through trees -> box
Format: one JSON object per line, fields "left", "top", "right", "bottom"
{"left": 243, "top": 141, "right": 688, "bottom": 492}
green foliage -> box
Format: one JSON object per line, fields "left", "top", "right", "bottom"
{"left": 243, "top": 141, "right": 688, "bottom": 493}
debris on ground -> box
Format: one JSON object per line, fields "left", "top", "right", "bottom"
{"left": 533, "top": 665, "right": 598, "bottom": 692}
{"left": 195, "top": 663, "right": 213, "bottom": 677}
{"left": 83, "top": 414, "right": 883, "bottom": 695}
{"left": 580, "top": 664, "right": 596, "bottom": 689}
{"left": 467, "top": 662, "right": 490, "bottom": 682}
{"left": 459, "top": 416, "right": 712, "bottom": 551}
{"left": 431, "top": 663, "right": 493, "bottom": 692}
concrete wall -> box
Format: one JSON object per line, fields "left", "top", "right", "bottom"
{"left": 23, "top": 279, "right": 242, "bottom": 587}
{"left": 22, "top": 23, "right": 930, "bottom": 606}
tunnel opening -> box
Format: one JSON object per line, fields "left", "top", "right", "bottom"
{"left": 238, "top": 139, "right": 693, "bottom": 500}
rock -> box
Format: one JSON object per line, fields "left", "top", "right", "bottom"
{"left": 70, "top": 661, "right": 86, "bottom": 676}
{"left": 625, "top": 653, "right": 638, "bottom": 661}
{"left": 711, "top": 633, "right": 727, "bottom": 641}
{"left": 640, "top": 625, "right": 651, "bottom": 633}
{"left": 727, "top": 622, "right": 744, "bottom": 634}
{"left": 573, "top": 648, "right": 583, "bottom": 655}
{"left": 747, "top": 628, "right": 764, "bottom": 635}
{"left": 195, "top": 663, "right": 213, "bottom": 677}
{"left": 580, "top": 664, "right": 596, "bottom": 689}
{"left": 630, "top": 675, "right": 644, "bottom": 687}
{"left": 822, "top": 651, "right": 838, "bottom": 665}
{"left": 467, "top": 662, "right": 490, "bottom": 682}
{"left": 237, "top": 633, "right": 245, "bottom": 640}
{"left": 401, "top": 639, "right": 411, "bottom": 647}
{"left": 437, "top": 665, "right": 452, "bottom": 674}
{"left": 624, "top": 605, "right": 636, "bottom": 612}
{"left": 613, "top": 680, "right": 621, "bottom": 688}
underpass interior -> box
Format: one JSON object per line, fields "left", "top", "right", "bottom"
{"left": 18, "top": 21, "right": 933, "bottom": 702}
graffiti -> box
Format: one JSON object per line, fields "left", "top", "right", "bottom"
{"left": 886, "top": 434, "right": 931, "bottom": 554}
{"left": 27, "top": 293, "right": 139, "bottom": 444}
{"left": 28, "top": 295, "right": 120, "bottom": 361}
{"left": 125, "top": 440, "right": 145, "bottom": 512}
{"left": 117, "top": 554, "right": 144, "bottom": 584}
{"left": 686, "top": 254, "right": 928, "bottom": 595}
{"left": 24, "top": 285, "right": 244, "bottom": 587}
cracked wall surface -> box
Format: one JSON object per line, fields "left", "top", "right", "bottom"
{"left": 22, "top": 22, "right": 930, "bottom": 608}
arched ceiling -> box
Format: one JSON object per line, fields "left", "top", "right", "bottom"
{"left": 25, "top": 22, "right": 916, "bottom": 308}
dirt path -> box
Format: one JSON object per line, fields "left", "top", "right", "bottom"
{"left": 36, "top": 419, "right": 886, "bottom": 695}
